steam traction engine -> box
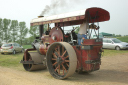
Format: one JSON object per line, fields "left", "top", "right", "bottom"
{"left": 20, "top": 7, "right": 110, "bottom": 79}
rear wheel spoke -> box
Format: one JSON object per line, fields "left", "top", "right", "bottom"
{"left": 63, "top": 66, "right": 64, "bottom": 75}
{"left": 58, "top": 65, "right": 60, "bottom": 74}
{"left": 66, "top": 63, "right": 69, "bottom": 67}
{"left": 52, "top": 58, "right": 56, "bottom": 60}
{"left": 55, "top": 46, "right": 60, "bottom": 56}
{"left": 65, "top": 60, "right": 69, "bottom": 62}
{"left": 61, "top": 50, "right": 67, "bottom": 58}
{"left": 62, "top": 64, "right": 67, "bottom": 72}
{"left": 52, "top": 62, "right": 57, "bottom": 66}
{"left": 55, "top": 65, "right": 59, "bottom": 72}
{"left": 64, "top": 56, "right": 69, "bottom": 59}
{"left": 58, "top": 46, "right": 60, "bottom": 56}
{"left": 52, "top": 53, "right": 57, "bottom": 58}
{"left": 62, "top": 46, "right": 64, "bottom": 54}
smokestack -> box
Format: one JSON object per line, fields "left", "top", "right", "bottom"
{"left": 38, "top": 16, "right": 44, "bottom": 18}
{"left": 39, "top": 25, "right": 44, "bottom": 39}
{"left": 38, "top": 15, "right": 44, "bottom": 38}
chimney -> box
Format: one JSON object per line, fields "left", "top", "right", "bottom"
{"left": 38, "top": 16, "right": 44, "bottom": 39}
{"left": 38, "top": 16, "right": 44, "bottom": 18}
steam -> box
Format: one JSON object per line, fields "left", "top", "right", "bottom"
{"left": 40, "top": 0, "right": 86, "bottom": 16}
{"left": 40, "top": 0, "right": 66, "bottom": 15}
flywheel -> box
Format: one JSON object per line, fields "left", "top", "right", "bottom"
{"left": 49, "top": 26, "right": 64, "bottom": 44}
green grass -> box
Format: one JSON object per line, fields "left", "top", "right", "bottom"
{"left": 0, "top": 44, "right": 34, "bottom": 69}
{"left": 23, "top": 45, "right": 32, "bottom": 49}
{"left": 103, "top": 49, "right": 128, "bottom": 57}
{"left": 116, "top": 36, "right": 128, "bottom": 43}
{"left": 0, "top": 53, "right": 23, "bottom": 70}
{"left": 0, "top": 45, "right": 32, "bottom": 69}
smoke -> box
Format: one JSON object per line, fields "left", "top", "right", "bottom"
{"left": 40, "top": 0, "right": 87, "bottom": 16}
{"left": 40, "top": 0, "right": 66, "bottom": 15}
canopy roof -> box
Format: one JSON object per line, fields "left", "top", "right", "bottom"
{"left": 31, "top": 7, "right": 110, "bottom": 26}
{"left": 99, "top": 32, "right": 112, "bottom": 36}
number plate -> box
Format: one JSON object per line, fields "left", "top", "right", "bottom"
{"left": 3, "top": 50, "right": 8, "bottom": 52}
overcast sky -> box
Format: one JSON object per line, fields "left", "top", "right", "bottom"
{"left": 0, "top": 0, "right": 128, "bottom": 35}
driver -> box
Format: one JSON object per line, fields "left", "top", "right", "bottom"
{"left": 77, "top": 21, "right": 89, "bottom": 45}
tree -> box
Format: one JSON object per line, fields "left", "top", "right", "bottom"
{"left": 28, "top": 26, "right": 39, "bottom": 43}
{"left": 29, "top": 26, "right": 39, "bottom": 38}
{"left": 23, "top": 38, "right": 31, "bottom": 45}
{"left": 3, "top": 18, "right": 11, "bottom": 43}
{"left": 116, "top": 34, "right": 122, "bottom": 37}
{"left": 10, "top": 20, "right": 18, "bottom": 42}
{"left": 0, "top": 18, "right": 3, "bottom": 42}
{"left": 19, "top": 22, "right": 28, "bottom": 45}
{"left": 112, "top": 34, "right": 115, "bottom": 37}
{"left": 26, "top": 37, "right": 34, "bottom": 45}
{"left": 74, "top": 26, "right": 80, "bottom": 34}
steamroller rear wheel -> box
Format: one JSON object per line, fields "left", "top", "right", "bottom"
{"left": 46, "top": 42, "right": 77, "bottom": 79}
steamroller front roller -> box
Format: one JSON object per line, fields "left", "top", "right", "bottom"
{"left": 46, "top": 42, "right": 77, "bottom": 79}
{"left": 21, "top": 52, "right": 47, "bottom": 71}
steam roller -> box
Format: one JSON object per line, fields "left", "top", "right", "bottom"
{"left": 20, "top": 42, "right": 77, "bottom": 79}
{"left": 20, "top": 7, "right": 110, "bottom": 79}
{"left": 20, "top": 26, "right": 77, "bottom": 79}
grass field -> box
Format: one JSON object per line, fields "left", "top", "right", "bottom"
{"left": 23, "top": 45, "right": 32, "bottom": 49}
{"left": 117, "top": 36, "right": 128, "bottom": 43}
{"left": 0, "top": 53, "right": 23, "bottom": 70}
{"left": 103, "top": 49, "right": 128, "bottom": 57}
{"left": 0, "top": 49, "right": 128, "bottom": 70}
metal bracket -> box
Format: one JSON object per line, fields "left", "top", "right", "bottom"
{"left": 85, "top": 59, "right": 101, "bottom": 64}
{"left": 20, "top": 60, "right": 34, "bottom": 64}
{"left": 81, "top": 45, "right": 93, "bottom": 50}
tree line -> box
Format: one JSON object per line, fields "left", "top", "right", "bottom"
{"left": 0, "top": 18, "right": 39, "bottom": 45}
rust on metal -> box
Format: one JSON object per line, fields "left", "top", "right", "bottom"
{"left": 24, "top": 48, "right": 36, "bottom": 61}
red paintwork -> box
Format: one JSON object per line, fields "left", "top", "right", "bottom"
{"left": 85, "top": 7, "right": 110, "bottom": 23}
{"left": 40, "top": 36, "right": 102, "bottom": 72}
{"left": 40, "top": 26, "right": 64, "bottom": 55}
{"left": 39, "top": 44, "right": 47, "bottom": 55}
{"left": 39, "top": 26, "right": 102, "bottom": 72}
{"left": 83, "top": 39, "right": 102, "bottom": 45}
{"left": 49, "top": 27, "right": 64, "bottom": 44}
{"left": 73, "top": 46, "right": 102, "bottom": 71}
{"left": 73, "top": 39, "right": 102, "bottom": 72}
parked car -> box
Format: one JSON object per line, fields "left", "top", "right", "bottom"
{"left": 103, "top": 38, "right": 128, "bottom": 50}
{"left": 0, "top": 43, "right": 24, "bottom": 54}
